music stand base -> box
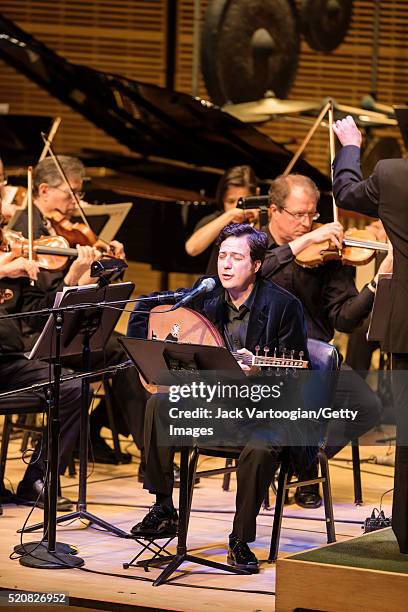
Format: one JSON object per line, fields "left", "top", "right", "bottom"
{"left": 19, "top": 549, "right": 84, "bottom": 569}
{"left": 19, "top": 509, "right": 128, "bottom": 538}
{"left": 138, "top": 553, "right": 249, "bottom": 587}
{"left": 14, "top": 541, "right": 77, "bottom": 555}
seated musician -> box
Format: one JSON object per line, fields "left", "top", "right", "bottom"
{"left": 127, "top": 223, "right": 309, "bottom": 573}
{"left": 11, "top": 156, "right": 148, "bottom": 468}
{"left": 0, "top": 193, "right": 82, "bottom": 511}
{"left": 185, "top": 165, "right": 260, "bottom": 274}
{"left": 260, "top": 173, "right": 393, "bottom": 507}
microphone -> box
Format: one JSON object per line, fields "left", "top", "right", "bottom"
{"left": 170, "top": 277, "right": 216, "bottom": 311}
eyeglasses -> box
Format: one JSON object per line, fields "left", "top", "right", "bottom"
{"left": 281, "top": 207, "right": 320, "bottom": 221}
{"left": 53, "top": 186, "right": 85, "bottom": 201}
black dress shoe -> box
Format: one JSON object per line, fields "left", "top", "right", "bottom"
{"left": 130, "top": 504, "right": 178, "bottom": 537}
{"left": 16, "top": 479, "right": 74, "bottom": 512}
{"left": 227, "top": 536, "right": 259, "bottom": 573}
{"left": 294, "top": 485, "right": 322, "bottom": 509}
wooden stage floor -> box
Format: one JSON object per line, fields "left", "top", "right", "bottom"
{"left": 0, "top": 430, "right": 395, "bottom": 611}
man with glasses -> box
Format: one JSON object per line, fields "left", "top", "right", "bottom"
{"left": 260, "top": 174, "right": 393, "bottom": 508}
{"left": 11, "top": 155, "right": 148, "bottom": 471}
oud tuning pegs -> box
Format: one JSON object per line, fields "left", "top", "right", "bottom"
{"left": 290, "top": 349, "right": 295, "bottom": 360}
{"left": 255, "top": 345, "right": 260, "bottom": 356}
{"left": 274, "top": 347, "right": 277, "bottom": 358}
{"left": 299, "top": 351, "right": 304, "bottom": 361}
{"left": 282, "top": 347, "right": 287, "bottom": 359}
{"left": 263, "top": 346, "right": 269, "bottom": 357}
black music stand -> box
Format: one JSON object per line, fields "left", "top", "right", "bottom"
{"left": 22, "top": 282, "right": 134, "bottom": 543}
{"left": 367, "top": 273, "right": 392, "bottom": 347}
{"left": 119, "top": 337, "right": 248, "bottom": 586}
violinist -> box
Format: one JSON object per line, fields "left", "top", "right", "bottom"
{"left": 12, "top": 155, "right": 147, "bottom": 469}
{"left": 185, "top": 165, "right": 259, "bottom": 274}
{"left": 332, "top": 115, "right": 408, "bottom": 554}
{"left": 0, "top": 187, "right": 82, "bottom": 511}
{"left": 0, "top": 157, "right": 26, "bottom": 223}
{"left": 260, "top": 173, "right": 393, "bottom": 508}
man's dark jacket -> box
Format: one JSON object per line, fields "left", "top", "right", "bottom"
{"left": 333, "top": 145, "right": 408, "bottom": 353}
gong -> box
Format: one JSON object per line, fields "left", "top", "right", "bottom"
{"left": 201, "top": 0, "right": 300, "bottom": 105}
{"left": 301, "top": 0, "right": 353, "bottom": 53}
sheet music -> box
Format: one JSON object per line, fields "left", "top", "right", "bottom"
{"left": 28, "top": 283, "right": 98, "bottom": 360}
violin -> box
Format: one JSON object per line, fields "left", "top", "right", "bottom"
{"left": 1, "top": 228, "right": 78, "bottom": 271}
{"left": 295, "top": 225, "right": 389, "bottom": 268}
{"left": 45, "top": 209, "right": 99, "bottom": 247}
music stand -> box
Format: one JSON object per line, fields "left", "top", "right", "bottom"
{"left": 119, "top": 337, "right": 248, "bottom": 586}
{"left": 22, "top": 282, "right": 134, "bottom": 544}
{"left": 367, "top": 273, "right": 392, "bottom": 348}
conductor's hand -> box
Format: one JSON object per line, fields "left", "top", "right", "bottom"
{"left": 333, "top": 115, "right": 363, "bottom": 148}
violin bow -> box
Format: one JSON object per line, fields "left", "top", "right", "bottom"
{"left": 39, "top": 117, "right": 62, "bottom": 162}
{"left": 283, "top": 101, "right": 331, "bottom": 177}
{"left": 27, "top": 166, "right": 34, "bottom": 284}
{"left": 40, "top": 132, "right": 91, "bottom": 229}
{"left": 328, "top": 101, "right": 338, "bottom": 222}
{"left": 21, "top": 117, "right": 62, "bottom": 210}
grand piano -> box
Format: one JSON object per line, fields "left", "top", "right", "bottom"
{"left": 0, "top": 13, "right": 331, "bottom": 277}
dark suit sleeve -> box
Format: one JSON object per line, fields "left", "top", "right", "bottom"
{"left": 278, "top": 297, "right": 309, "bottom": 359}
{"left": 332, "top": 145, "right": 380, "bottom": 218}
{"left": 321, "top": 264, "right": 374, "bottom": 333}
{"left": 261, "top": 244, "right": 294, "bottom": 277}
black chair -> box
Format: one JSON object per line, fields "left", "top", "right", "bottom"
{"left": 0, "top": 394, "right": 46, "bottom": 513}
{"left": 187, "top": 338, "right": 340, "bottom": 562}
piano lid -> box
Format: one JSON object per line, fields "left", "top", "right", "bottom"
{"left": 0, "top": 13, "right": 330, "bottom": 189}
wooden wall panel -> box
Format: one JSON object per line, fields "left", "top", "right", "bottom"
{"left": 1, "top": 0, "right": 407, "bottom": 166}
{"left": 1, "top": 1, "right": 407, "bottom": 172}
{"left": 176, "top": 0, "right": 408, "bottom": 173}
{"left": 0, "top": 1, "right": 167, "bottom": 155}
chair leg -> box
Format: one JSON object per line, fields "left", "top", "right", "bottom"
{"left": 318, "top": 451, "right": 336, "bottom": 544}
{"left": 186, "top": 448, "right": 199, "bottom": 532}
{"left": 269, "top": 453, "right": 290, "bottom": 562}
{"left": 222, "top": 458, "right": 233, "bottom": 491}
{"left": 0, "top": 415, "right": 13, "bottom": 491}
{"left": 351, "top": 439, "right": 363, "bottom": 505}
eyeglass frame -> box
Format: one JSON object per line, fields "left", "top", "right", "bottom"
{"left": 279, "top": 206, "right": 320, "bottom": 221}
{"left": 52, "top": 185, "right": 85, "bottom": 200}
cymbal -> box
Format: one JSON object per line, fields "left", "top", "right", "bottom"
{"left": 335, "top": 103, "right": 397, "bottom": 126}
{"left": 223, "top": 98, "right": 321, "bottom": 120}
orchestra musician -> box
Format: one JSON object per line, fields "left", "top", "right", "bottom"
{"left": 127, "top": 223, "right": 310, "bottom": 573}
{"left": 185, "top": 165, "right": 259, "bottom": 274}
{"left": 0, "top": 188, "right": 82, "bottom": 511}
{"left": 332, "top": 114, "right": 408, "bottom": 554}
{"left": 260, "top": 173, "right": 393, "bottom": 508}
{"left": 11, "top": 155, "right": 148, "bottom": 468}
